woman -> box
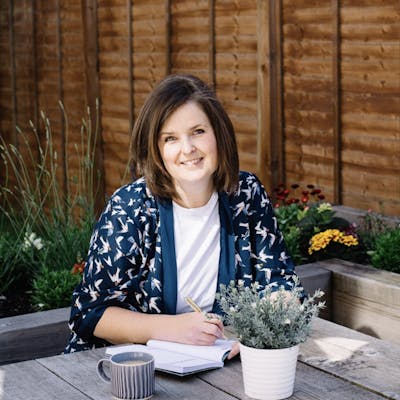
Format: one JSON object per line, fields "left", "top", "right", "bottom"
{"left": 65, "top": 74, "right": 299, "bottom": 355}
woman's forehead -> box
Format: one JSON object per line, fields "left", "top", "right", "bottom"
{"left": 160, "top": 101, "right": 211, "bottom": 133}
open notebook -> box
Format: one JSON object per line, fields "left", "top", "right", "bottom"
{"left": 106, "top": 339, "right": 236, "bottom": 376}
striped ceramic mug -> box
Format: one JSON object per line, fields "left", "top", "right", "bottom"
{"left": 97, "top": 351, "right": 155, "bottom": 400}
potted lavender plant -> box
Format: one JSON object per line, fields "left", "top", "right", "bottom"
{"left": 217, "top": 278, "right": 325, "bottom": 400}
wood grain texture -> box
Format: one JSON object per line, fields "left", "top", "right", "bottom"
{"left": 38, "top": 348, "right": 238, "bottom": 400}
{"left": 0, "top": 360, "right": 88, "bottom": 400}
{"left": 316, "top": 259, "right": 400, "bottom": 346}
{"left": 299, "top": 317, "right": 400, "bottom": 399}
{"left": 0, "top": 308, "right": 70, "bottom": 364}
{"left": 200, "top": 357, "right": 388, "bottom": 400}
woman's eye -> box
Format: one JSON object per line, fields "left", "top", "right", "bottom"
{"left": 164, "top": 136, "right": 176, "bottom": 142}
{"left": 194, "top": 129, "right": 205, "bottom": 135}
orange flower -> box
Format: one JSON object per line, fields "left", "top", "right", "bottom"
{"left": 71, "top": 261, "right": 85, "bottom": 275}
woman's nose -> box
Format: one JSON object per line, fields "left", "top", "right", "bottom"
{"left": 181, "top": 137, "right": 195, "bottom": 154}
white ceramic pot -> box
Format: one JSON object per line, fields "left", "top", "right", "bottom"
{"left": 239, "top": 343, "right": 299, "bottom": 400}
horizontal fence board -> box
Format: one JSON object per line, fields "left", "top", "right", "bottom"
{"left": 283, "top": 75, "right": 332, "bottom": 91}
{"left": 284, "top": 58, "right": 334, "bottom": 76}
{"left": 341, "top": 149, "right": 399, "bottom": 172}
{"left": 283, "top": 24, "right": 333, "bottom": 40}
{"left": 341, "top": 5, "right": 400, "bottom": 24}
{"left": 341, "top": 42, "right": 399, "bottom": 60}
{"left": 342, "top": 134, "right": 400, "bottom": 154}
{"left": 340, "top": 23, "right": 400, "bottom": 40}
{"left": 215, "top": 0, "right": 256, "bottom": 11}
{"left": 283, "top": 0, "right": 331, "bottom": 7}
{"left": 215, "top": 37, "right": 257, "bottom": 52}
{"left": 283, "top": 5, "right": 333, "bottom": 21}
{"left": 341, "top": 0, "right": 399, "bottom": 5}
{"left": 342, "top": 113, "right": 399, "bottom": 134}
{"left": 342, "top": 93, "right": 399, "bottom": 114}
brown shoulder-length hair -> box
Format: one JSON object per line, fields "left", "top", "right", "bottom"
{"left": 130, "top": 74, "right": 239, "bottom": 199}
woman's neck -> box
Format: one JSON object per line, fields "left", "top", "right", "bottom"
{"left": 173, "top": 181, "right": 215, "bottom": 208}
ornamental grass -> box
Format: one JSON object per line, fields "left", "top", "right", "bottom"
{"left": 0, "top": 102, "right": 101, "bottom": 312}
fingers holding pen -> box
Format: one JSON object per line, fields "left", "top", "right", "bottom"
{"left": 204, "top": 314, "right": 226, "bottom": 338}
{"left": 183, "top": 297, "right": 226, "bottom": 343}
{"left": 175, "top": 312, "right": 224, "bottom": 345}
{"left": 191, "top": 312, "right": 225, "bottom": 344}
{"left": 203, "top": 315, "right": 225, "bottom": 339}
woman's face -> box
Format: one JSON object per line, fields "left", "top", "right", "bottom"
{"left": 158, "top": 101, "right": 218, "bottom": 195}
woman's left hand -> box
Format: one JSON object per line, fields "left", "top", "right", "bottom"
{"left": 206, "top": 312, "right": 240, "bottom": 359}
{"left": 227, "top": 341, "right": 240, "bottom": 359}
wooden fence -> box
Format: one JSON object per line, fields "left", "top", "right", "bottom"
{"left": 0, "top": 0, "right": 399, "bottom": 216}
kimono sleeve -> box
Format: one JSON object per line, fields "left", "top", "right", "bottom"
{"left": 68, "top": 196, "right": 145, "bottom": 341}
{"left": 247, "top": 175, "right": 298, "bottom": 291}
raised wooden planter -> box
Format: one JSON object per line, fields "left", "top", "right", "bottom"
{"left": 296, "top": 263, "right": 332, "bottom": 321}
{"left": 0, "top": 307, "right": 70, "bottom": 365}
{"left": 333, "top": 205, "right": 400, "bottom": 228}
{"left": 316, "top": 258, "right": 400, "bottom": 346}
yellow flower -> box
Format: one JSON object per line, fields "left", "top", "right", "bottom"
{"left": 308, "top": 229, "right": 358, "bottom": 255}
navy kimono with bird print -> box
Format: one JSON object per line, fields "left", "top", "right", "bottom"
{"left": 65, "top": 171, "right": 298, "bottom": 353}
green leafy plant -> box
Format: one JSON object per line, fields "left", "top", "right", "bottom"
{"left": 217, "top": 279, "right": 325, "bottom": 349}
{"left": 0, "top": 101, "right": 101, "bottom": 309}
{"left": 370, "top": 228, "right": 400, "bottom": 273}
{"left": 272, "top": 184, "right": 357, "bottom": 264}
{"left": 354, "top": 211, "right": 391, "bottom": 264}
{"left": 0, "top": 229, "right": 47, "bottom": 295}
{"left": 31, "top": 267, "right": 82, "bottom": 310}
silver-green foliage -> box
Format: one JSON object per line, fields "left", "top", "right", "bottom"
{"left": 217, "top": 279, "right": 325, "bottom": 349}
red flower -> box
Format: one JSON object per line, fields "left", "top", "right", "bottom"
{"left": 318, "top": 194, "right": 325, "bottom": 200}
{"left": 291, "top": 184, "right": 299, "bottom": 189}
{"left": 301, "top": 196, "right": 309, "bottom": 203}
{"left": 72, "top": 261, "right": 85, "bottom": 275}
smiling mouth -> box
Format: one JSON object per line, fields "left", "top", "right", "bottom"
{"left": 180, "top": 157, "right": 203, "bottom": 166}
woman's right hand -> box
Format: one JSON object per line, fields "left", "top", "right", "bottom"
{"left": 169, "top": 312, "right": 225, "bottom": 346}
{"left": 94, "top": 306, "right": 225, "bottom": 346}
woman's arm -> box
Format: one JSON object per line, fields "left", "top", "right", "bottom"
{"left": 93, "top": 306, "right": 225, "bottom": 345}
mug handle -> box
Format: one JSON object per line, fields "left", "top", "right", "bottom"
{"left": 97, "top": 358, "right": 111, "bottom": 383}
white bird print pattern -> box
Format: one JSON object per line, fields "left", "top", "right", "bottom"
{"left": 65, "top": 172, "right": 300, "bottom": 354}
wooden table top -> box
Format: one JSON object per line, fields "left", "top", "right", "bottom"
{"left": 1, "top": 318, "right": 399, "bottom": 400}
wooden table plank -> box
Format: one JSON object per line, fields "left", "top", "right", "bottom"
{"left": 37, "top": 348, "right": 238, "bottom": 400}
{"left": 293, "top": 362, "right": 387, "bottom": 400}
{"left": 299, "top": 318, "right": 400, "bottom": 399}
{"left": 0, "top": 360, "right": 89, "bottom": 400}
{"left": 200, "top": 355, "right": 387, "bottom": 400}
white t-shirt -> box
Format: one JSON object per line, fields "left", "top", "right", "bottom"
{"left": 173, "top": 192, "right": 220, "bottom": 314}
